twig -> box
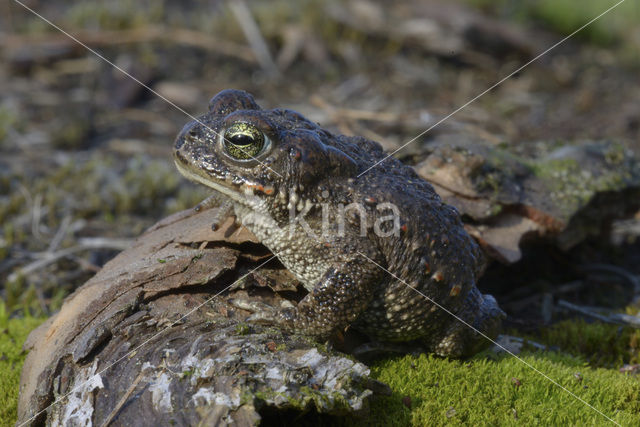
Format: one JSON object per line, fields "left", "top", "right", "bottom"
{"left": 611, "top": 218, "right": 640, "bottom": 245}
{"left": 76, "top": 237, "right": 134, "bottom": 249}
{"left": 31, "top": 193, "right": 43, "bottom": 240}
{"left": 16, "top": 182, "right": 33, "bottom": 219}
{"left": 556, "top": 299, "right": 637, "bottom": 327}
{"left": 609, "top": 313, "right": 640, "bottom": 329}
{"left": 1, "top": 26, "right": 257, "bottom": 63}
{"left": 552, "top": 280, "right": 586, "bottom": 295}
{"left": 310, "top": 95, "right": 402, "bottom": 123}
{"left": 228, "top": 0, "right": 280, "bottom": 78}
{"left": 68, "top": 254, "right": 102, "bottom": 273}
{"left": 99, "top": 371, "right": 146, "bottom": 427}
{"left": 7, "top": 237, "right": 133, "bottom": 282}
{"left": 491, "top": 334, "right": 548, "bottom": 354}
{"left": 580, "top": 263, "right": 640, "bottom": 293}
{"left": 47, "top": 215, "right": 72, "bottom": 253}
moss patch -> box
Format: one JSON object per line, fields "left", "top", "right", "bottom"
{"left": 527, "top": 147, "right": 636, "bottom": 219}
{"left": 465, "top": 0, "right": 639, "bottom": 47}
{"left": 363, "top": 351, "right": 640, "bottom": 426}
{"left": 532, "top": 319, "right": 640, "bottom": 368}
{"left": 0, "top": 107, "right": 18, "bottom": 149}
{"left": 0, "top": 303, "right": 46, "bottom": 426}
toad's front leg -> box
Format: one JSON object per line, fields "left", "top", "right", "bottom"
{"left": 240, "top": 257, "right": 383, "bottom": 339}
{"left": 194, "top": 194, "right": 243, "bottom": 235}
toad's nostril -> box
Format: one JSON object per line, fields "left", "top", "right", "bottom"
{"left": 177, "top": 121, "right": 198, "bottom": 142}
{"left": 174, "top": 134, "right": 186, "bottom": 150}
{"left": 174, "top": 149, "right": 186, "bottom": 163}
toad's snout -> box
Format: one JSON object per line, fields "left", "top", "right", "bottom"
{"left": 174, "top": 120, "right": 200, "bottom": 151}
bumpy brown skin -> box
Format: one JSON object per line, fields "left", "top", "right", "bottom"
{"left": 174, "top": 89, "right": 504, "bottom": 357}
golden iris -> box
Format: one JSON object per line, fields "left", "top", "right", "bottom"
{"left": 222, "top": 122, "right": 265, "bottom": 160}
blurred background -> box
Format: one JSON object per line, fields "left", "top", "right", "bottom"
{"left": 1, "top": 0, "right": 639, "bottom": 318}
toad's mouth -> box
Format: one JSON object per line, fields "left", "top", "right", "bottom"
{"left": 174, "top": 152, "right": 277, "bottom": 208}
{"left": 173, "top": 154, "right": 244, "bottom": 202}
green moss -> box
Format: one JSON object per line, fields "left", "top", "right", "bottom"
{"left": 528, "top": 157, "right": 580, "bottom": 179}
{"left": 532, "top": 319, "right": 640, "bottom": 368}
{"left": 604, "top": 143, "right": 627, "bottom": 166}
{"left": 468, "top": 148, "right": 525, "bottom": 204}
{"left": 235, "top": 323, "right": 250, "bottom": 336}
{"left": 351, "top": 318, "right": 640, "bottom": 425}
{"left": 67, "top": 0, "right": 165, "bottom": 30}
{"left": 464, "top": 0, "right": 639, "bottom": 47}
{"left": 51, "top": 120, "right": 91, "bottom": 150}
{"left": 526, "top": 150, "right": 635, "bottom": 219}
{"left": 359, "top": 351, "right": 640, "bottom": 426}
{"left": 0, "top": 193, "right": 25, "bottom": 225}
{"left": 4, "top": 277, "right": 35, "bottom": 316}
{"left": 0, "top": 302, "right": 46, "bottom": 426}
{"left": 529, "top": 0, "right": 614, "bottom": 45}
{"left": 3, "top": 275, "right": 65, "bottom": 320}
{"left": 0, "top": 107, "right": 17, "bottom": 148}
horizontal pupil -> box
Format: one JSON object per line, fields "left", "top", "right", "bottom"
{"left": 229, "top": 134, "right": 254, "bottom": 146}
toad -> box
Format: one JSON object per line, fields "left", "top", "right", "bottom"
{"left": 173, "top": 89, "right": 504, "bottom": 357}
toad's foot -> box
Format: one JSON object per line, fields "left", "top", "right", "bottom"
{"left": 195, "top": 195, "right": 239, "bottom": 232}
{"left": 195, "top": 194, "right": 222, "bottom": 212}
{"left": 428, "top": 288, "right": 505, "bottom": 357}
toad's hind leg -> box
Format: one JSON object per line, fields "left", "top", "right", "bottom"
{"left": 429, "top": 288, "right": 505, "bottom": 357}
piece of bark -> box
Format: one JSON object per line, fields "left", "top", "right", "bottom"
{"left": 18, "top": 207, "right": 385, "bottom": 426}
{"left": 416, "top": 138, "right": 640, "bottom": 263}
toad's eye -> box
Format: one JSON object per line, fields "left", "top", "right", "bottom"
{"left": 222, "top": 122, "right": 269, "bottom": 161}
